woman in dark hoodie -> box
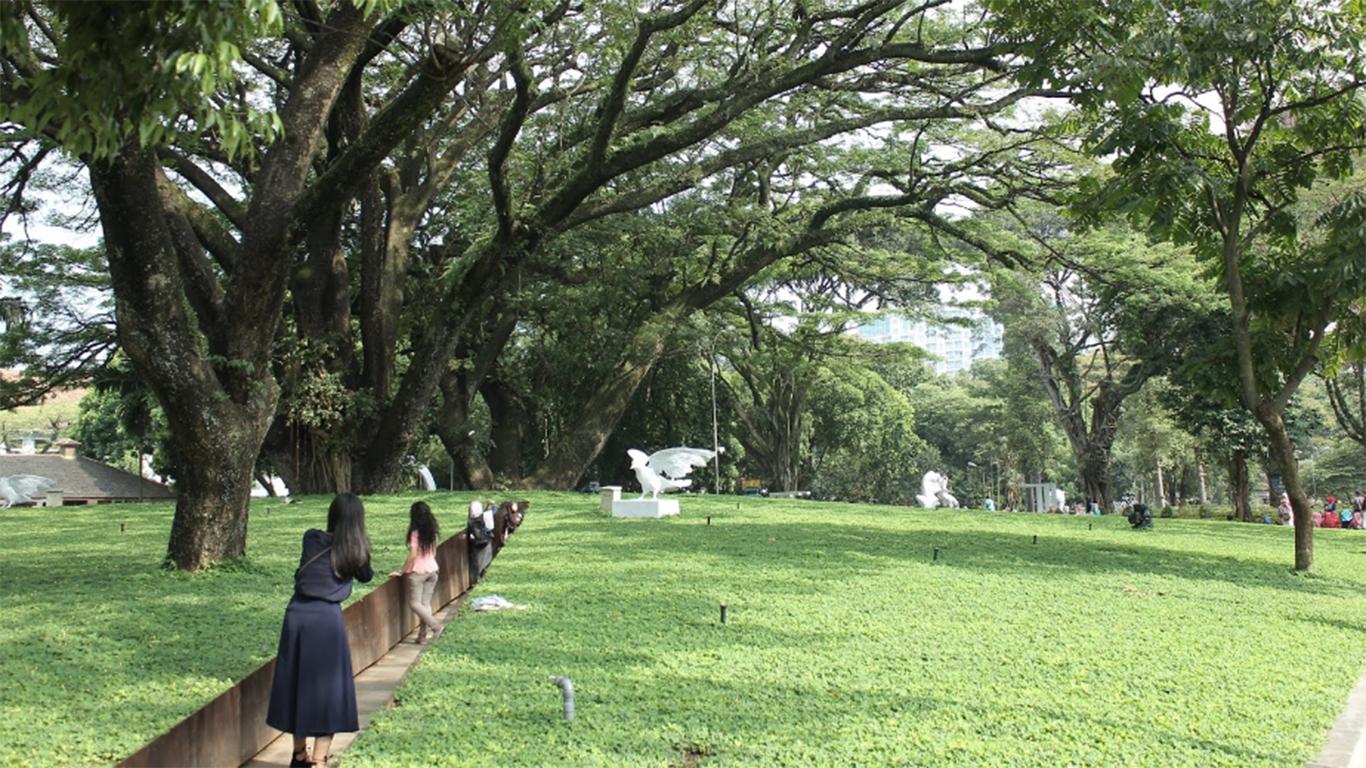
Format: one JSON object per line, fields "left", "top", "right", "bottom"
{"left": 266, "top": 493, "right": 373, "bottom": 766}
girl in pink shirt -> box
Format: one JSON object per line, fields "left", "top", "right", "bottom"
{"left": 390, "top": 501, "right": 443, "bottom": 644}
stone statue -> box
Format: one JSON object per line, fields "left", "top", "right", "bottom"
{"left": 916, "top": 471, "right": 942, "bottom": 508}
{"left": 917, "top": 471, "right": 959, "bottom": 508}
{"left": 938, "top": 486, "right": 960, "bottom": 509}
{"left": 0, "top": 474, "right": 56, "bottom": 508}
{"left": 628, "top": 447, "right": 715, "bottom": 499}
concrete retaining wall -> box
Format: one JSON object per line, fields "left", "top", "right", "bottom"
{"left": 119, "top": 512, "right": 507, "bottom": 768}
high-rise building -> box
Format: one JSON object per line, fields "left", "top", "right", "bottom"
{"left": 856, "top": 306, "right": 1003, "bottom": 375}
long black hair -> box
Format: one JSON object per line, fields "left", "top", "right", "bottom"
{"left": 407, "top": 500, "right": 440, "bottom": 553}
{"left": 326, "top": 493, "right": 371, "bottom": 579}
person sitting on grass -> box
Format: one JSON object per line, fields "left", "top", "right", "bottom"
{"left": 1337, "top": 495, "right": 1353, "bottom": 529}
{"left": 1323, "top": 504, "right": 1341, "bottom": 529}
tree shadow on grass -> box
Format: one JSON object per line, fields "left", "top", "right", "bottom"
{"left": 1292, "top": 613, "right": 1366, "bottom": 634}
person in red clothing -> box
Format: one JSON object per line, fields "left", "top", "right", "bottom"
{"left": 1326, "top": 496, "right": 1341, "bottom": 529}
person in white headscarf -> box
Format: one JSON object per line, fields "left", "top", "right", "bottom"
{"left": 1278, "top": 492, "right": 1293, "bottom": 526}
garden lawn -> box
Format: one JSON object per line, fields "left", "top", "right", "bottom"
{"left": 345, "top": 495, "right": 1366, "bottom": 767}
{"left": 0, "top": 492, "right": 479, "bottom": 767}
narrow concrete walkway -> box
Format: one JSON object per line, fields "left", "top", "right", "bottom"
{"left": 1312, "top": 671, "right": 1366, "bottom": 767}
{"left": 244, "top": 599, "right": 463, "bottom": 767}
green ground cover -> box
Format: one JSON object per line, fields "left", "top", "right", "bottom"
{"left": 0, "top": 493, "right": 467, "bottom": 767}
{"left": 345, "top": 495, "right": 1366, "bottom": 767}
{"left": 5, "top": 494, "right": 1366, "bottom": 766}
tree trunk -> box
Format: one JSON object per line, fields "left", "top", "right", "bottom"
{"left": 360, "top": 208, "right": 410, "bottom": 403}
{"left": 433, "top": 371, "right": 494, "bottom": 489}
{"left": 91, "top": 150, "right": 281, "bottom": 570}
{"left": 355, "top": 242, "right": 513, "bottom": 493}
{"left": 1198, "top": 458, "right": 1209, "bottom": 505}
{"left": 1155, "top": 463, "right": 1166, "bottom": 509}
{"left": 166, "top": 408, "right": 270, "bottom": 568}
{"left": 523, "top": 310, "right": 681, "bottom": 489}
{"left": 773, "top": 426, "right": 801, "bottom": 492}
{"left": 1077, "top": 445, "right": 1113, "bottom": 516}
{"left": 482, "top": 377, "right": 530, "bottom": 479}
{"left": 1231, "top": 448, "right": 1251, "bottom": 522}
{"left": 1259, "top": 408, "right": 1313, "bottom": 570}
{"left": 262, "top": 422, "right": 353, "bottom": 495}
{"left": 1033, "top": 349, "right": 1137, "bottom": 517}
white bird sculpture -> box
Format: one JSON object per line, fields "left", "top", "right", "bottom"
{"left": 628, "top": 447, "right": 716, "bottom": 500}
{"left": 0, "top": 474, "right": 57, "bottom": 508}
{"left": 917, "top": 471, "right": 945, "bottom": 508}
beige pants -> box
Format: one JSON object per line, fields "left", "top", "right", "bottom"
{"left": 405, "top": 571, "right": 440, "bottom": 635}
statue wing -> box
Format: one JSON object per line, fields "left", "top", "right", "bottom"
{"left": 3, "top": 475, "right": 54, "bottom": 502}
{"left": 646, "top": 447, "right": 716, "bottom": 480}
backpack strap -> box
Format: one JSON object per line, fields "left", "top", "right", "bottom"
{"left": 296, "top": 545, "right": 332, "bottom": 577}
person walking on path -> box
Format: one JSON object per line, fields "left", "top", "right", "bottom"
{"left": 267, "top": 493, "right": 374, "bottom": 767}
{"left": 389, "top": 501, "right": 443, "bottom": 644}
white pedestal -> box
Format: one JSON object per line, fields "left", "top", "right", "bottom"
{"left": 612, "top": 498, "right": 680, "bottom": 518}
{"left": 599, "top": 486, "right": 622, "bottom": 513}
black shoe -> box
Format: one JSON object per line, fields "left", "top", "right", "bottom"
{"left": 289, "top": 750, "right": 311, "bottom": 767}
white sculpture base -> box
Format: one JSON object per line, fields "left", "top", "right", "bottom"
{"left": 599, "top": 486, "right": 622, "bottom": 513}
{"left": 612, "top": 498, "right": 680, "bottom": 518}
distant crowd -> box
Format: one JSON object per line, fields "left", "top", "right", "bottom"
{"left": 1279, "top": 492, "right": 1366, "bottom": 529}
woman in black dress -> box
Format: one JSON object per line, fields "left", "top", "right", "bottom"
{"left": 267, "top": 493, "right": 373, "bottom": 766}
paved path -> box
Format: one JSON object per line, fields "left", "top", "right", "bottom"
{"left": 244, "top": 600, "right": 462, "bottom": 767}
{"left": 1312, "top": 671, "right": 1366, "bottom": 767}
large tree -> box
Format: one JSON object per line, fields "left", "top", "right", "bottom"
{"left": 994, "top": 0, "right": 1366, "bottom": 569}
{"left": 3, "top": 1, "right": 525, "bottom": 568}
{"left": 3, "top": 1, "right": 1047, "bottom": 568}
{"left": 990, "top": 214, "right": 1210, "bottom": 512}
{"left": 419, "top": 10, "right": 1059, "bottom": 492}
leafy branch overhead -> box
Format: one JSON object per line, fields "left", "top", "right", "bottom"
{"left": 1, "top": 0, "right": 1068, "bottom": 569}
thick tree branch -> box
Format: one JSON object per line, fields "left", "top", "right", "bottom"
{"left": 156, "top": 147, "right": 247, "bottom": 229}
{"left": 490, "top": 48, "right": 534, "bottom": 241}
